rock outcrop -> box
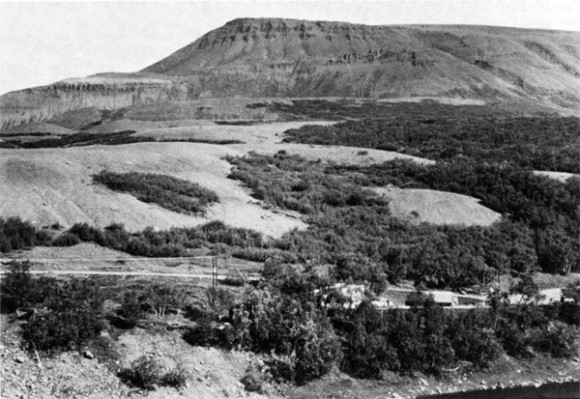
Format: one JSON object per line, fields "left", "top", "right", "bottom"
{"left": 0, "top": 76, "right": 178, "bottom": 130}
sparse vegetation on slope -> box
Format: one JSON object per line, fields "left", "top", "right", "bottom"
{"left": 93, "top": 171, "right": 219, "bottom": 215}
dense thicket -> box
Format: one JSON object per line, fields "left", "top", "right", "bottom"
{"left": 275, "top": 100, "right": 580, "bottom": 173}
{"left": 183, "top": 269, "right": 579, "bottom": 382}
{"left": 227, "top": 153, "right": 579, "bottom": 287}
{"left": 0, "top": 217, "right": 51, "bottom": 252}
{"left": 184, "top": 287, "right": 342, "bottom": 385}
{"left": 328, "top": 160, "right": 580, "bottom": 275}
{"left": 0, "top": 131, "right": 244, "bottom": 149}
{"left": 268, "top": 99, "right": 512, "bottom": 121}
{"left": 67, "top": 221, "right": 264, "bottom": 257}
{"left": 1, "top": 261, "right": 104, "bottom": 352}
{"left": 93, "top": 171, "right": 219, "bottom": 215}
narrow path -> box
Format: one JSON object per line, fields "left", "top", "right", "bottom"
{"left": 0, "top": 269, "right": 259, "bottom": 281}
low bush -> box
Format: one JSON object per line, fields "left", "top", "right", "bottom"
{"left": 241, "top": 364, "right": 266, "bottom": 393}
{"left": 0, "top": 217, "right": 50, "bottom": 252}
{"left": 184, "top": 287, "right": 342, "bottom": 385}
{"left": 52, "top": 232, "right": 80, "bottom": 247}
{"left": 118, "top": 356, "right": 161, "bottom": 391}
{"left": 160, "top": 365, "right": 188, "bottom": 389}
{"left": 68, "top": 221, "right": 265, "bottom": 258}
{"left": 22, "top": 308, "right": 104, "bottom": 353}
{"left": 114, "top": 291, "right": 144, "bottom": 328}
{"left": 0, "top": 261, "right": 35, "bottom": 312}
{"left": 1, "top": 263, "right": 105, "bottom": 353}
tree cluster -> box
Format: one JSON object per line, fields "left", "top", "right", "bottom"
{"left": 1, "top": 261, "right": 104, "bottom": 353}
{"left": 93, "top": 171, "right": 219, "bottom": 216}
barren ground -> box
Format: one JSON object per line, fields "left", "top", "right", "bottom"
{"left": 533, "top": 171, "right": 580, "bottom": 183}
{"left": 1, "top": 317, "right": 277, "bottom": 399}
{"left": 373, "top": 186, "right": 501, "bottom": 226}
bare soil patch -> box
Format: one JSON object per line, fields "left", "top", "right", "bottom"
{"left": 374, "top": 186, "right": 501, "bottom": 226}
{"left": 534, "top": 170, "right": 579, "bottom": 183}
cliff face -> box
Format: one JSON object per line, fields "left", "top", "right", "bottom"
{"left": 0, "top": 76, "right": 179, "bottom": 130}
{"left": 143, "top": 19, "right": 580, "bottom": 107}
{"left": 2, "top": 18, "right": 580, "bottom": 130}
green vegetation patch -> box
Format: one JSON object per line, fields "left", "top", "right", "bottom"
{"left": 93, "top": 171, "right": 219, "bottom": 215}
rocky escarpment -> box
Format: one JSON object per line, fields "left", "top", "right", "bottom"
{"left": 143, "top": 19, "right": 580, "bottom": 108}
{"left": 0, "top": 76, "right": 180, "bottom": 130}
{"left": 2, "top": 18, "right": 580, "bottom": 130}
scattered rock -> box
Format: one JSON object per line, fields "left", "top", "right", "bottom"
{"left": 14, "top": 356, "right": 25, "bottom": 364}
{"left": 83, "top": 350, "right": 95, "bottom": 360}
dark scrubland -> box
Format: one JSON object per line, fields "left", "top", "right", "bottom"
{"left": 0, "top": 217, "right": 264, "bottom": 257}
{"left": 275, "top": 100, "right": 580, "bottom": 173}
{"left": 227, "top": 152, "right": 580, "bottom": 284}
{"left": 0, "top": 131, "right": 145, "bottom": 148}
{"left": 0, "top": 130, "right": 243, "bottom": 148}
{"left": 93, "top": 171, "right": 219, "bottom": 216}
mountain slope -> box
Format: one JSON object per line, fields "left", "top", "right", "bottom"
{"left": 2, "top": 18, "right": 580, "bottom": 130}
{"left": 143, "top": 18, "right": 580, "bottom": 105}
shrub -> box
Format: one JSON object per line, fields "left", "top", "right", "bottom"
{"left": 69, "top": 223, "right": 105, "bottom": 243}
{"left": 52, "top": 232, "right": 80, "bottom": 247}
{"left": 0, "top": 217, "right": 41, "bottom": 252}
{"left": 241, "top": 364, "right": 266, "bottom": 393}
{"left": 115, "top": 291, "right": 145, "bottom": 328}
{"left": 93, "top": 171, "right": 219, "bottom": 215}
{"left": 530, "top": 322, "right": 578, "bottom": 358}
{"left": 265, "top": 356, "right": 296, "bottom": 383}
{"left": 0, "top": 261, "right": 34, "bottom": 313}
{"left": 20, "top": 278, "right": 104, "bottom": 353}
{"left": 160, "top": 366, "right": 188, "bottom": 389}
{"left": 3, "top": 268, "right": 106, "bottom": 354}
{"left": 293, "top": 317, "right": 342, "bottom": 384}
{"left": 182, "top": 320, "right": 231, "bottom": 348}
{"left": 22, "top": 308, "right": 104, "bottom": 353}
{"left": 118, "top": 356, "right": 161, "bottom": 390}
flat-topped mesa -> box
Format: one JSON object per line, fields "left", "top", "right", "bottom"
{"left": 140, "top": 18, "right": 580, "bottom": 109}
{"left": 2, "top": 18, "right": 580, "bottom": 130}
{"left": 143, "top": 18, "right": 421, "bottom": 72}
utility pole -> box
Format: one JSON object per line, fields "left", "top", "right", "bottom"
{"left": 212, "top": 256, "right": 218, "bottom": 290}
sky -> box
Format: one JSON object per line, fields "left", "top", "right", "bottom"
{"left": 0, "top": 0, "right": 579, "bottom": 95}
